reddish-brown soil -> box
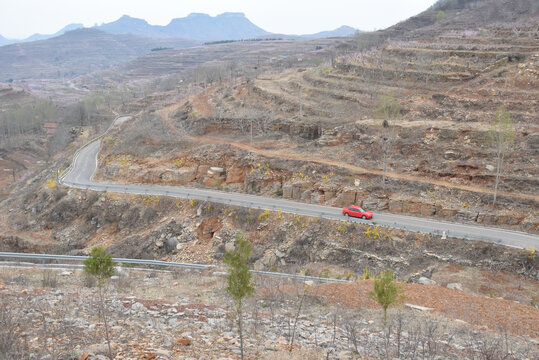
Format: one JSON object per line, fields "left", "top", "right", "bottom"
{"left": 315, "top": 280, "right": 539, "bottom": 338}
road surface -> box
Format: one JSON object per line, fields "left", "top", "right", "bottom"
{"left": 60, "top": 116, "right": 539, "bottom": 249}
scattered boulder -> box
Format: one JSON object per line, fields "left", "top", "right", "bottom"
{"left": 203, "top": 176, "right": 224, "bottom": 187}
{"left": 155, "top": 349, "right": 172, "bottom": 357}
{"left": 225, "top": 166, "right": 245, "bottom": 184}
{"left": 174, "top": 168, "right": 197, "bottom": 184}
{"left": 447, "top": 283, "right": 463, "bottom": 291}
{"left": 389, "top": 201, "right": 403, "bottom": 213}
{"left": 131, "top": 302, "right": 146, "bottom": 313}
{"left": 420, "top": 204, "right": 436, "bottom": 216}
{"left": 165, "top": 237, "right": 179, "bottom": 252}
{"left": 335, "top": 188, "right": 357, "bottom": 206}
{"left": 405, "top": 303, "right": 434, "bottom": 312}
{"left": 196, "top": 217, "right": 222, "bottom": 241}
{"left": 438, "top": 207, "right": 458, "bottom": 218}
{"left": 209, "top": 166, "right": 224, "bottom": 174}
{"left": 443, "top": 150, "right": 460, "bottom": 160}
{"left": 175, "top": 337, "right": 191, "bottom": 346}
{"left": 300, "top": 190, "right": 311, "bottom": 201}
{"left": 197, "top": 165, "right": 209, "bottom": 178}
{"left": 418, "top": 277, "right": 437, "bottom": 285}
{"left": 527, "top": 132, "right": 539, "bottom": 149}
{"left": 282, "top": 184, "right": 293, "bottom": 199}
{"left": 456, "top": 211, "right": 478, "bottom": 222}
{"left": 431, "top": 93, "right": 447, "bottom": 102}
{"left": 224, "top": 241, "right": 235, "bottom": 253}
{"left": 87, "top": 343, "right": 109, "bottom": 356}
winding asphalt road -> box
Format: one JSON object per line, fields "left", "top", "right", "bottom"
{"left": 60, "top": 116, "right": 538, "bottom": 249}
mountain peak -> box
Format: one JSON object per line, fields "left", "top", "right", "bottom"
{"left": 217, "top": 12, "right": 246, "bottom": 18}
{"left": 162, "top": 12, "right": 268, "bottom": 40}
{"left": 186, "top": 13, "right": 211, "bottom": 18}
{"left": 115, "top": 15, "right": 149, "bottom": 24}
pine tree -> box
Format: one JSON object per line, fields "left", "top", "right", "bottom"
{"left": 84, "top": 246, "right": 115, "bottom": 359}
{"left": 370, "top": 269, "right": 405, "bottom": 324}
{"left": 223, "top": 234, "right": 255, "bottom": 360}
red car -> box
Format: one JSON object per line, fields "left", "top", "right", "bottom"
{"left": 342, "top": 206, "right": 373, "bottom": 220}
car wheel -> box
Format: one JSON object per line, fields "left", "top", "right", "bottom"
{"left": 362, "top": 215, "right": 366, "bottom": 219}
{"left": 344, "top": 213, "right": 349, "bottom": 218}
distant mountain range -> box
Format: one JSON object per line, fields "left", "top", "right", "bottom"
{"left": 295, "top": 25, "right": 358, "bottom": 39}
{"left": 96, "top": 13, "right": 271, "bottom": 41}
{"left": 0, "top": 23, "right": 84, "bottom": 46}
{"left": 0, "top": 28, "right": 198, "bottom": 80}
{"left": 0, "top": 13, "right": 358, "bottom": 46}
{"left": 0, "top": 35, "right": 10, "bottom": 47}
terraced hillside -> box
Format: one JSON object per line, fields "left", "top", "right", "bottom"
{"left": 95, "top": 1, "right": 538, "bottom": 231}
{"left": 95, "top": 37, "right": 352, "bottom": 83}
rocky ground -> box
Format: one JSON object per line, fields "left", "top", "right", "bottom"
{"left": 92, "top": 20, "right": 539, "bottom": 233}
{"left": 1, "top": 2, "right": 538, "bottom": 358}
{"left": 1, "top": 266, "right": 537, "bottom": 359}
{"left": 2, "top": 181, "right": 537, "bottom": 297}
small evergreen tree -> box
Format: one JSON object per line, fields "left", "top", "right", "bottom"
{"left": 436, "top": 10, "right": 446, "bottom": 22}
{"left": 223, "top": 234, "right": 255, "bottom": 360}
{"left": 369, "top": 269, "right": 405, "bottom": 324}
{"left": 84, "top": 246, "right": 115, "bottom": 359}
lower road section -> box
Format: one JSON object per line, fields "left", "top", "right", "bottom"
{"left": 60, "top": 117, "right": 538, "bottom": 250}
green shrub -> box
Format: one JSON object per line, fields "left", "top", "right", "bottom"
{"left": 369, "top": 269, "right": 405, "bottom": 324}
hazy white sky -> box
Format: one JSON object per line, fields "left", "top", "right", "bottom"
{"left": 1, "top": 0, "right": 438, "bottom": 39}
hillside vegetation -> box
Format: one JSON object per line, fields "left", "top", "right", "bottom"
{"left": 0, "top": 1, "right": 537, "bottom": 359}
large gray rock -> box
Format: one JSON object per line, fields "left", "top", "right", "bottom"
{"left": 282, "top": 185, "right": 293, "bottom": 199}
{"left": 456, "top": 211, "right": 478, "bottom": 222}
{"left": 527, "top": 132, "right": 539, "bottom": 150}
{"left": 131, "top": 302, "right": 146, "bottom": 313}
{"left": 443, "top": 150, "right": 460, "bottom": 160}
{"left": 418, "top": 277, "right": 436, "bottom": 285}
{"left": 210, "top": 166, "right": 224, "bottom": 174}
{"left": 224, "top": 241, "right": 235, "bottom": 253}
{"left": 166, "top": 237, "right": 179, "bottom": 252}
{"left": 447, "top": 283, "right": 463, "bottom": 291}
{"left": 105, "top": 165, "right": 120, "bottom": 178}
{"left": 161, "top": 167, "right": 197, "bottom": 184}
{"left": 87, "top": 343, "right": 109, "bottom": 356}
{"left": 300, "top": 190, "right": 311, "bottom": 201}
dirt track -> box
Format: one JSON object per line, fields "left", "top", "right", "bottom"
{"left": 160, "top": 103, "right": 539, "bottom": 204}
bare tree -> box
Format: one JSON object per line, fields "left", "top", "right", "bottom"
{"left": 489, "top": 106, "right": 515, "bottom": 206}
{"left": 374, "top": 95, "right": 401, "bottom": 187}
{"left": 288, "top": 279, "right": 308, "bottom": 351}
{"left": 298, "top": 85, "right": 303, "bottom": 118}
{"left": 417, "top": 54, "right": 434, "bottom": 86}
{"left": 0, "top": 296, "right": 30, "bottom": 359}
